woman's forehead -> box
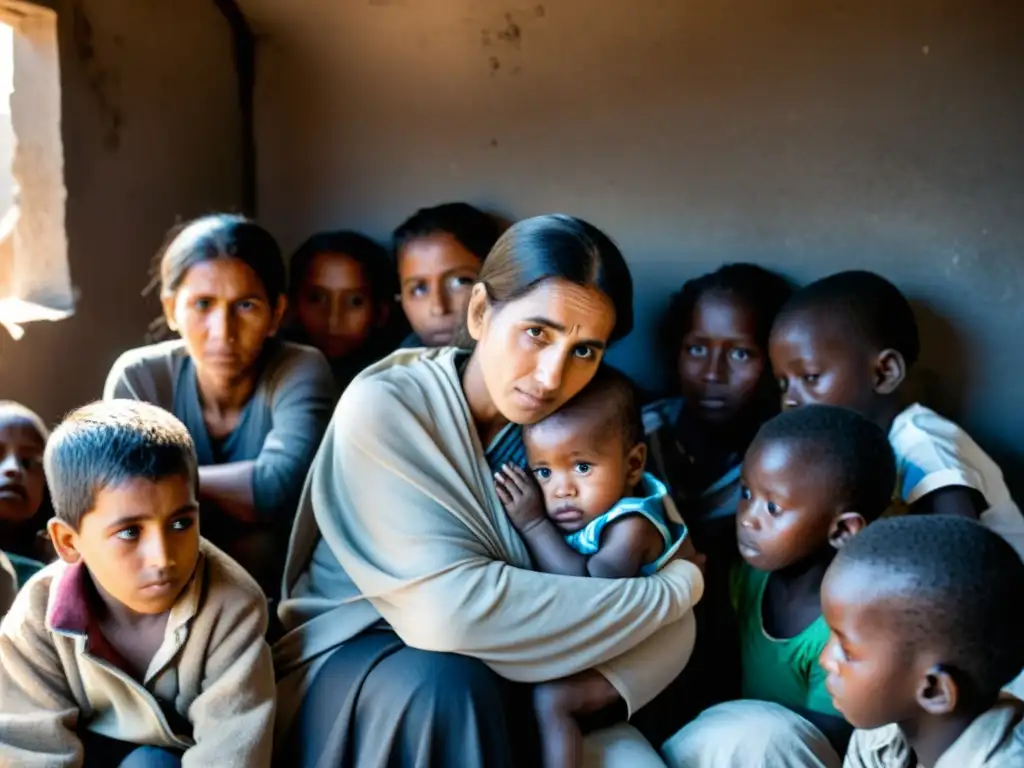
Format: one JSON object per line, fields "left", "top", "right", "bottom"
{"left": 499, "top": 280, "right": 616, "bottom": 341}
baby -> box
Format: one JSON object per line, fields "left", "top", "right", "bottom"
{"left": 495, "top": 366, "right": 695, "bottom": 767}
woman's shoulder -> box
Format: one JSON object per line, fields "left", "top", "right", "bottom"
{"left": 110, "top": 338, "right": 188, "bottom": 372}
{"left": 105, "top": 339, "right": 188, "bottom": 403}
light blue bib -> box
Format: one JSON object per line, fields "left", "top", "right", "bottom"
{"left": 563, "top": 473, "right": 688, "bottom": 575}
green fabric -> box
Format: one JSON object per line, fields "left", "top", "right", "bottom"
{"left": 4, "top": 552, "right": 43, "bottom": 589}
{"left": 730, "top": 562, "right": 839, "bottom": 716}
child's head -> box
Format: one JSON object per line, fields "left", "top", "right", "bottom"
{"left": 665, "top": 264, "right": 792, "bottom": 426}
{"left": 289, "top": 230, "right": 393, "bottom": 360}
{"left": 44, "top": 401, "right": 200, "bottom": 615}
{"left": 0, "top": 402, "right": 48, "bottom": 525}
{"left": 769, "top": 271, "right": 919, "bottom": 424}
{"left": 820, "top": 516, "right": 1024, "bottom": 729}
{"left": 393, "top": 202, "right": 501, "bottom": 347}
{"left": 523, "top": 367, "right": 646, "bottom": 533}
{"left": 737, "top": 405, "right": 895, "bottom": 572}
{"left": 156, "top": 214, "right": 287, "bottom": 386}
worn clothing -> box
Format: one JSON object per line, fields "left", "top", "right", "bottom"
{"left": 565, "top": 473, "right": 689, "bottom": 575}
{"left": 642, "top": 397, "right": 745, "bottom": 524}
{"left": 0, "top": 541, "right": 275, "bottom": 768}
{"left": 274, "top": 347, "right": 705, "bottom": 760}
{"left": 104, "top": 338, "right": 335, "bottom": 524}
{"left": 845, "top": 696, "right": 1024, "bottom": 768}
{"left": 0, "top": 550, "right": 15, "bottom": 617}
{"left": 661, "top": 699, "right": 841, "bottom": 768}
{"left": 731, "top": 562, "right": 838, "bottom": 716}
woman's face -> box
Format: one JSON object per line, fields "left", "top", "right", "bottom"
{"left": 163, "top": 257, "right": 285, "bottom": 386}
{"left": 398, "top": 234, "right": 483, "bottom": 347}
{"left": 467, "top": 279, "right": 616, "bottom": 425}
{"left": 295, "top": 252, "right": 378, "bottom": 360}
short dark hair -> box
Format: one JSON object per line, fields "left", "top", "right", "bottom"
{"left": 475, "top": 214, "right": 634, "bottom": 342}
{"left": 44, "top": 400, "right": 198, "bottom": 530}
{"left": 663, "top": 263, "right": 793, "bottom": 367}
{"left": 776, "top": 270, "right": 920, "bottom": 368}
{"left": 527, "top": 365, "right": 644, "bottom": 448}
{"left": 393, "top": 202, "right": 501, "bottom": 264}
{"left": 152, "top": 214, "right": 286, "bottom": 305}
{"left": 752, "top": 405, "right": 896, "bottom": 520}
{"left": 0, "top": 401, "right": 49, "bottom": 442}
{"left": 834, "top": 515, "right": 1024, "bottom": 705}
{"left": 289, "top": 230, "right": 395, "bottom": 304}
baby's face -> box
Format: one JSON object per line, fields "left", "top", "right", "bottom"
{"left": 735, "top": 438, "right": 838, "bottom": 571}
{"left": 0, "top": 416, "right": 47, "bottom": 524}
{"left": 524, "top": 414, "right": 638, "bottom": 534}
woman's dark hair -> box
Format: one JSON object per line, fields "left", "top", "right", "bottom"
{"left": 151, "top": 214, "right": 286, "bottom": 305}
{"left": 392, "top": 202, "right": 502, "bottom": 264}
{"left": 289, "top": 230, "right": 395, "bottom": 304}
{"left": 465, "top": 214, "right": 634, "bottom": 344}
{"left": 662, "top": 263, "right": 793, "bottom": 371}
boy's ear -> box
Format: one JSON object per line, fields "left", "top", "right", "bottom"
{"left": 625, "top": 442, "right": 648, "bottom": 488}
{"left": 466, "top": 283, "right": 490, "bottom": 342}
{"left": 917, "top": 665, "right": 958, "bottom": 716}
{"left": 47, "top": 519, "right": 82, "bottom": 565}
{"left": 828, "top": 512, "right": 867, "bottom": 550}
{"left": 873, "top": 348, "right": 907, "bottom": 395}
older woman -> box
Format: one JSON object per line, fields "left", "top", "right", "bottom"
{"left": 274, "top": 215, "right": 705, "bottom": 767}
{"left": 104, "top": 214, "right": 335, "bottom": 593}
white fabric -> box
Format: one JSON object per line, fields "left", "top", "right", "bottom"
{"left": 889, "top": 403, "right": 1024, "bottom": 698}
{"left": 583, "top": 723, "right": 667, "bottom": 767}
{"left": 660, "top": 700, "right": 841, "bottom": 768}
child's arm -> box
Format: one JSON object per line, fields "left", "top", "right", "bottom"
{"left": 184, "top": 588, "right": 275, "bottom": 768}
{"left": 534, "top": 671, "right": 623, "bottom": 768}
{"left": 0, "top": 589, "right": 82, "bottom": 767}
{"left": 586, "top": 517, "right": 666, "bottom": 578}
{"left": 910, "top": 486, "right": 987, "bottom": 519}
{"left": 495, "top": 464, "right": 590, "bottom": 576}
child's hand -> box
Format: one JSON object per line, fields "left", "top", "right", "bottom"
{"left": 494, "top": 463, "right": 547, "bottom": 533}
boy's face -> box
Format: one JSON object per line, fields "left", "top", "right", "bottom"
{"left": 769, "top": 311, "right": 880, "bottom": 417}
{"left": 295, "top": 252, "right": 378, "bottom": 360}
{"left": 398, "top": 234, "right": 483, "bottom": 347}
{"left": 525, "top": 412, "right": 646, "bottom": 533}
{"left": 736, "top": 438, "right": 839, "bottom": 571}
{"left": 678, "top": 292, "right": 766, "bottom": 425}
{"left": 819, "top": 562, "right": 923, "bottom": 729}
{"left": 49, "top": 475, "right": 200, "bottom": 615}
{"left": 0, "top": 415, "right": 47, "bottom": 524}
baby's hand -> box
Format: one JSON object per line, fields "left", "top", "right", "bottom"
{"left": 494, "top": 463, "right": 547, "bottom": 533}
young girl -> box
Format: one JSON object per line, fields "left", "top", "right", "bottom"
{"left": 644, "top": 264, "right": 792, "bottom": 549}
{"left": 284, "top": 230, "right": 397, "bottom": 392}
{"left": 0, "top": 401, "right": 51, "bottom": 588}
{"left": 392, "top": 202, "right": 502, "bottom": 348}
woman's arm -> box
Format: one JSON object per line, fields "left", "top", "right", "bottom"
{"left": 198, "top": 462, "right": 258, "bottom": 523}
{"left": 250, "top": 346, "right": 335, "bottom": 523}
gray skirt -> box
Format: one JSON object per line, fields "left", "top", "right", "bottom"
{"left": 279, "top": 629, "right": 541, "bottom": 768}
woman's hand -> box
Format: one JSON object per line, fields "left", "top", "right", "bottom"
{"left": 494, "top": 463, "right": 548, "bottom": 533}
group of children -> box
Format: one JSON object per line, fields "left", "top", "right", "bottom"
{"left": 1, "top": 202, "right": 1023, "bottom": 768}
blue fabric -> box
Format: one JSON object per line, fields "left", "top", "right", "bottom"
{"left": 563, "top": 473, "right": 687, "bottom": 575}
{"left": 4, "top": 551, "right": 44, "bottom": 588}
{"left": 484, "top": 422, "right": 527, "bottom": 474}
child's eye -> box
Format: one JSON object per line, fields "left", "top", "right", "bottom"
{"left": 346, "top": 295, "right": 367, "bottom": 309}
{"left": 20, "top": 456, "right": 41, "bottom": 471}
{"left": 115, "top": 526, "right": 141, "bottom": 541}
{"left": 236, "top": 300, "right": 257, "bottom": 312}
{"left": 740, "top": 485, "right": 752, "bottom": 500}
{"left": 409, "top": 284, "right": 428, "bottom": 298}
{"left": 730, "top": 348, "right": 752, "bottom": 362}
{"left": 449, "top": 276, "right": 476, "bottom": 290}
{"left": 193, "top": 298, "right": 211, "bottom": 311}
{"left": 574, "top": 462, "right": 592, "bottom": 475}
{"left": 803, "top": 374, "right": 820, "bottom": 384}
{"left": 533, "top": 467, "right": 552, "bottom": 480}
{"left": 686, "top": 344, "right": 708, "bottom": 358}
{"left": 525, "top": 327, "right": 544, "bottom": 340}
{"left": 171, "top": 517, "right": 195, "bottom": 532}
{"left": 573, "top": 345, "right": 594, "bottom": 360}
{"left": 766, "top": 501, "right": 781, "bottom": 516}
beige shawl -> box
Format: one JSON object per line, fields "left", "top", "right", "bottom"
{"left": 274, "top": 347, "right": 704, "bottom": 735}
